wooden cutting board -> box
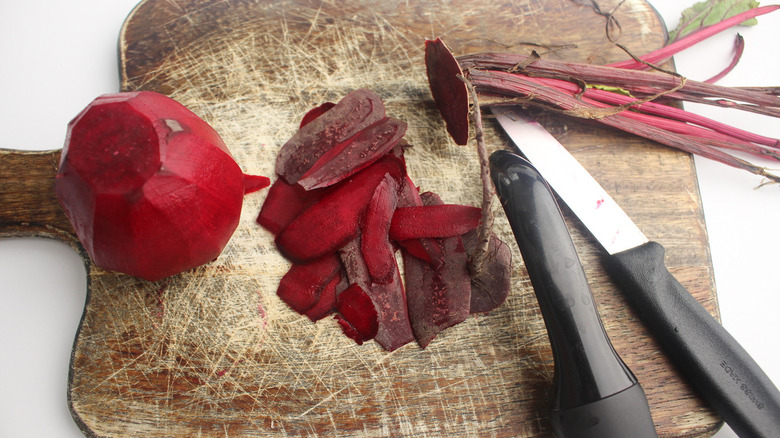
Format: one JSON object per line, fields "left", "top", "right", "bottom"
{"left": 0, "top": 0, "right": 722, "bottom": 436}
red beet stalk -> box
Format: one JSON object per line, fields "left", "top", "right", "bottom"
{"left": 469, "top": 68, "right": 777, "bottom": 179}
{"left": 424, "top": 25, "right": 780, "bottom": 183}
{"left": 608, "top": 5, "right": 780, "bottom": 70}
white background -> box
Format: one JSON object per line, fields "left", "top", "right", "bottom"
{"left": 0, "top": 1, "right": 777, "bottom": 436}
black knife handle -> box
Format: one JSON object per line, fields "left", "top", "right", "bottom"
{"left": 490, "top": 150, "right": 657, "bottom": 437}
{"left": 608, "top": 241, "right": 780, "bottom": 438}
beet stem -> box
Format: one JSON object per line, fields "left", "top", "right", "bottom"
{"left": 459, "top": 75, "right": 495, "bottom": 277}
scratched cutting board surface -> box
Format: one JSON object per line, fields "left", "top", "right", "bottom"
{"left": 0, "top": 0, "right": 722, "bottom": 436}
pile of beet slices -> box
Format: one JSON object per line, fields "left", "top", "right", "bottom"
{"left": 258, "top": 89, "right": 511, "bottom": 351}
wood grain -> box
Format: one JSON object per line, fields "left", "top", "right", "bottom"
{"left": 0, "top": 0, "right": 721, "bottom": 436}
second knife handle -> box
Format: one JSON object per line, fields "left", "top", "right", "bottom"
{"left": 608, "top": 241, "right": 780, "bottom": 438}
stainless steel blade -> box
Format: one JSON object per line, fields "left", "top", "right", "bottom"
{"left": 492, "top": 106, "right": 648, "bottom": 255}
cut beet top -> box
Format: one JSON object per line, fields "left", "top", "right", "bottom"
{"left": 425, "top": 38, "right": 469, "bottom": 146}
{"left": 56, "top": 91, "right": 268, "bottom": 281}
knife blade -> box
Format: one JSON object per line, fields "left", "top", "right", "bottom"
{"left": 492, "top": 106, "right": 780, "bottom": 438}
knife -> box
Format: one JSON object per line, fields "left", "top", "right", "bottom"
{"left": 489, "top": 150, "right": 658, "bottom": 437}
{"left": 491, "top": 106, "right": 780, "bottom": 438}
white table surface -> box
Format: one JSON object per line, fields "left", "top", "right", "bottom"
{"left": 1, "top": 1, "right": 777, "bottom": 437}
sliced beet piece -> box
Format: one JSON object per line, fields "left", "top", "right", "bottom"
{"left": 275, "top": 155, "right": 405, "bottom": 263}
{"left": 360, "top": 175, "right": 399, "bottom": 284}
{"left": 396, "top": 175, "right": 421, "bottom": 208}
{"left": 403, "top": 237, "right": 471, "bottom": 349}
{"left": 425, "top": 38, "right": 470, "bottom": 145}
{"left": 339, "top": 236, "right": 414, "bottom": 351}
{"left": 305, "top": 269, "right": 345, "bottom": 321}
{"left": 335, "top": 284, "right": 379, "bottom": 345}
{"left": 339, "top": 238, "right": 372, "bottom": 292}
{"left": 396, "top": 176, "right": 445, "bottom": 267}
{"left": 396, "top": 239, "right": 435, "bottom": 265}
{"left": 463, "top": 230, "right": 513, "bottom": 314}
{"left": 275, "top": 89, "right": 386, "bottom": 184}
{"left": 369, "top": 264, "right": 415, "bottom": 351}
{"left": 403, "top": 193, "right": 472, "bottom": 348}
{"left": 298, "top": 117, "right": 407, "bottom": 190}
{"left": 299, "top": 102, "right": 336, "bottom": 128}
{"left": 389, "top": 204, "right": 481, "bottom": 241}
{"left": 276, "top": 254, "right": 341, "bottom": 314}
{"left": 256, "top": 178, "right": 330, "bottom": 235}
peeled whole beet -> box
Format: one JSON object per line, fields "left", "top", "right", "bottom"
{"left": 55, "top": 91, "right": 266, "bottom": 281}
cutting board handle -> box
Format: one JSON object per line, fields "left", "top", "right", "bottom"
{"left": 0, "top": 148, "right": 76, "bottom": 241}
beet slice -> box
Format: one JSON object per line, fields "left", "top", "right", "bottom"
{"left": 335, "top": 284, "right": 379, "bottom": 345}
{"left": 463, "top": 230, "right": 513, "bottom": 314}
{"left": 403, "top": 193, "right": 472, "bottom": 348}
{"left": 304, "top": 269, "right": 345, "bottom": 321}
{"left": 257, "top": 178, "right": 329, "bottom": 235}
{"left": 395, "top": 176, "right": 445, "bottom": 267}
{"left": 339, "top": 238, "right": 372, "bottom": 291}
{"left": 389, "top": 204, "right": 481, "bottom": 241}
{"left": 360, "top": 175, "right": 399, "bottom": 284}
{"left": 403, "top": 238, "right": 471, "bottom": 348}
{"left": 299, "top": 102, "right": 336, "bottom": 128}
{"left": 297, "top": 117, "right": 408, "bottom": 190}
{"left": 425, "top": 38, "right": 470, "bottom": 145}
{"left": 275, "top": 155, "right": 405, "bottom": 263}
{"left": 55, "top": 91, "right": 261, "bottom": 281}
{"left": 276, "top": 254, "right": 341, "bottom": 314}
{"left": 275, "top": 89, "right": 386, "bottom": 183}
{"left": 339, "top": 237, "right": 414, "bottom": 351}
{"left": 369, "top": 265, "right": 415, "bottom": 351}
{"left": 396, "top": 239, "right": 434, "bottom": 265}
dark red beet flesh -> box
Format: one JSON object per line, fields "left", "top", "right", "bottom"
{"left": 403, "top": 192, "right": 472, "bottom": 348}
{"left": 299, "top": 102, "right": 336, "bottom": 128}
{"left": 335, "top": 284, "right": 379, "bottom": 344}
{"left": 464, "top": 231, "right": 513, "bottom": 314}
{"left": 389, "top": 204, "right": 482, "bottom": 241}
{"left": 257, "top": 179, "right": 329, "bottom": 235}
{"left": 276, "top": 254, "right": 341, "bottom": 314}
{"left": 305, "top": 270, "right": 345, "bottom": 322}
{"left": 339, "top": 236, "right": 414, "bottom": 351}
{"left": 360, "top": 175, "right": 400, "bottom": 285}
{"left": 298, "top": 117, "right": 407, "bottom": 190}
{"left": 275, "top": 89, "right": 386, "bottom": 184}
{"left": 274, "top": 156, "right": 405, "bottom": 263}
{"left": 262, "top": 89, "right": 512, "bottom": 351}
{"left": 56, "top": 91, "right": 266, "bottom": 281}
